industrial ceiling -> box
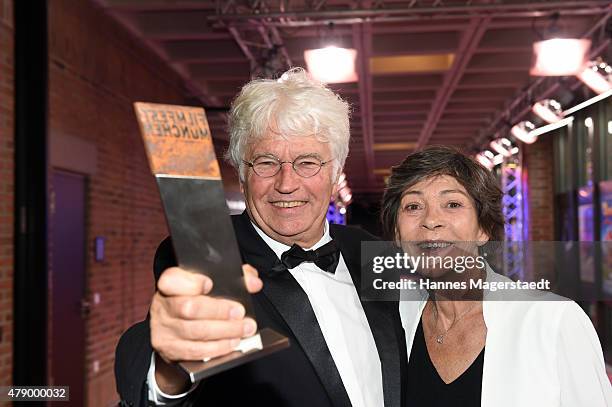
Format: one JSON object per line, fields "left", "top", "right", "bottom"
{"left": 96, "top": 0, "right": 611, "bottom": 194}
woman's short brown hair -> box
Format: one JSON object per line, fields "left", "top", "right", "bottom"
{"left": 380, "top": 145, "right": 504, "bottom": 242}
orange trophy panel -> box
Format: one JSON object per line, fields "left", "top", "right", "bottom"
{"left": 134, "top": 102, "right": 221, "bottom": 179}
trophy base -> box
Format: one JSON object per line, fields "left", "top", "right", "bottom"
{"left": 179, "top": 328, "right": 290, "bottom": 382}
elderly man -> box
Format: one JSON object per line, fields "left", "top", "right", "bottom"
{"left": 115, "top": 68, "right": 407, "bottom": 407}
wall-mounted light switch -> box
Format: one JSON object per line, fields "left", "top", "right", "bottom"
{"left": 94, "top": 237, "right": 105, "bottom": 262}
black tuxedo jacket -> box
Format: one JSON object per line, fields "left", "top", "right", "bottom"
{"left": 115, "top": 212, "right": 407, "bottom": 407}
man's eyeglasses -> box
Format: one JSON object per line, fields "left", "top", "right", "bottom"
{"left": 242, "top": 155, "right": 332, "bottom": 178}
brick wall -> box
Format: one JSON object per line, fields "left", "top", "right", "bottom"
{"left": 524, "top": 135, "right": 555, "bottom": 241}
{"left": 47, "top": 1, "right": 234, "bottom": 405}
{"left": 0, "top": 0, "right": 13, "bottom": 394}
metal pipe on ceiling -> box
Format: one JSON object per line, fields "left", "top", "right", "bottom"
{"left": 208, "top": 1, "right": 611, "bottom": 26}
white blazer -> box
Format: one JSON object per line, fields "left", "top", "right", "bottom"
{"left": 399, "top": 269, "right": 612, "bottom": 407}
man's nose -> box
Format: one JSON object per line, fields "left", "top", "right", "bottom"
{"left": 274, "top": 162, "right": 300, "bottom": 193}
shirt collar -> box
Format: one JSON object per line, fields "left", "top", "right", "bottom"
{"left": 251, "top": 219, "right": 332, "bottom": 259}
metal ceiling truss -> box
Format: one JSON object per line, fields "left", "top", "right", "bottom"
{"left": 353, "top": 22, "right": 376, "bottom": 184}
{"left": 417, "top": 16, "right": 489, "bottom": 149}
{"left": 211, "top": 1, "right": 611, "bottom": 26}
{"left": 218, "top": 0, "right": 293, "bottom": 78}
{"left": 501, "top": 151, "right": 525, "bottom": 279}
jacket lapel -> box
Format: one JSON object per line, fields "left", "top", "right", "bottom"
{"left": 331, "top": 225, "right": 404, "bottom": 407}
{"left": 232, "top": 213, "right": 352, "bottom": 407}
{"left": 261, "top": 275, "right": 353, "bottom": 407}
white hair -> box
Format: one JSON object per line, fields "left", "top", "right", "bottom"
{"left": 225, "top": 67, "right": 350, "bottom": 181}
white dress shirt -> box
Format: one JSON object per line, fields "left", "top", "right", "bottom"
{"left": 148, "top": 221, "right": 384, "bottom": 407}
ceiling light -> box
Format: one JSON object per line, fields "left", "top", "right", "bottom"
{"left": 335, "top": 171, "right": 353, "bottom": 206}
{"left": 584, "top": 117, "right": 593, "bottom": 128}
{"left": 530, "top": 38, "right": 590, "bottom": 76}
{"left": 511, "top": 121, "right": 537, "bottom": 144}
{"left": 577, "top": 60, "right": 612, "bottom": 95}
{"left": 532, "top": 99, "right": 563, "bottom": 124}
{"left": 475, "top": 153, "right": 494, "bottom": 170}
{"left": 492, "top": 154, "right": 504, "bottom": 166}
{"left": 338, "top": 187, "right": 352, "bottom": 204}
{"left": 490, "top": 138, "right": 513, "bottom": 157}
{"left": 304, "top": 46, "right": 358, "bottom": 84}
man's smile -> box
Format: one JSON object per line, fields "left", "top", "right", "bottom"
{"left": 270, "top": 200, "right": 308, "bottom": 208}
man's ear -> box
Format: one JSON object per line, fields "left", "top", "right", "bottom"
{"left": 239, "top": 170, "right": 248, "bottom": 195}
{"left": 332, "top": 181, "right": 339, "bottom": 197}
{"left": 331, "top": 168, "right": 343, "bottom": 196}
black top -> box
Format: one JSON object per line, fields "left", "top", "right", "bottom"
{"left": 406, "top": 318, "right": 484, "bottom": 407}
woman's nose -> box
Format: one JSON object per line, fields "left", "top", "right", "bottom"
{"left": 421, "top": 206, "right": 443, "bottom": 230}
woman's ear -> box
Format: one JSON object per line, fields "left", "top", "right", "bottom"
{"left": 393, "top": 227, "right": 401, "bottom": 247}
{"left": 476, "top": 227, "right": 490, "bottom": 246}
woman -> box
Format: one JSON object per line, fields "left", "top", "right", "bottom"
{"left": 380, "top": 146, "right": 611, "bottom": 406}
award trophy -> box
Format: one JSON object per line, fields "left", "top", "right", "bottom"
{"left": 134, "top": 102, "right": 289, "bottom": 382}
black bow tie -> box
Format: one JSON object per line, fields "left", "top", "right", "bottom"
{"left": 280, "top": 240, "right": 341, "bottom": 274}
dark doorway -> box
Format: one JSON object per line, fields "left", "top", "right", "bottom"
{"left": 49, "top": 169, "right": 87, "bottom": 406}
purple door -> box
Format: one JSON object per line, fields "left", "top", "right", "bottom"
{"left": 50, "top": 170, "right": 86, "bottom": 406}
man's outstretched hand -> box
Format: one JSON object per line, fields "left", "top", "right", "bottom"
{"left": 150, "top": 264, "right": 263, "bottom": 395}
